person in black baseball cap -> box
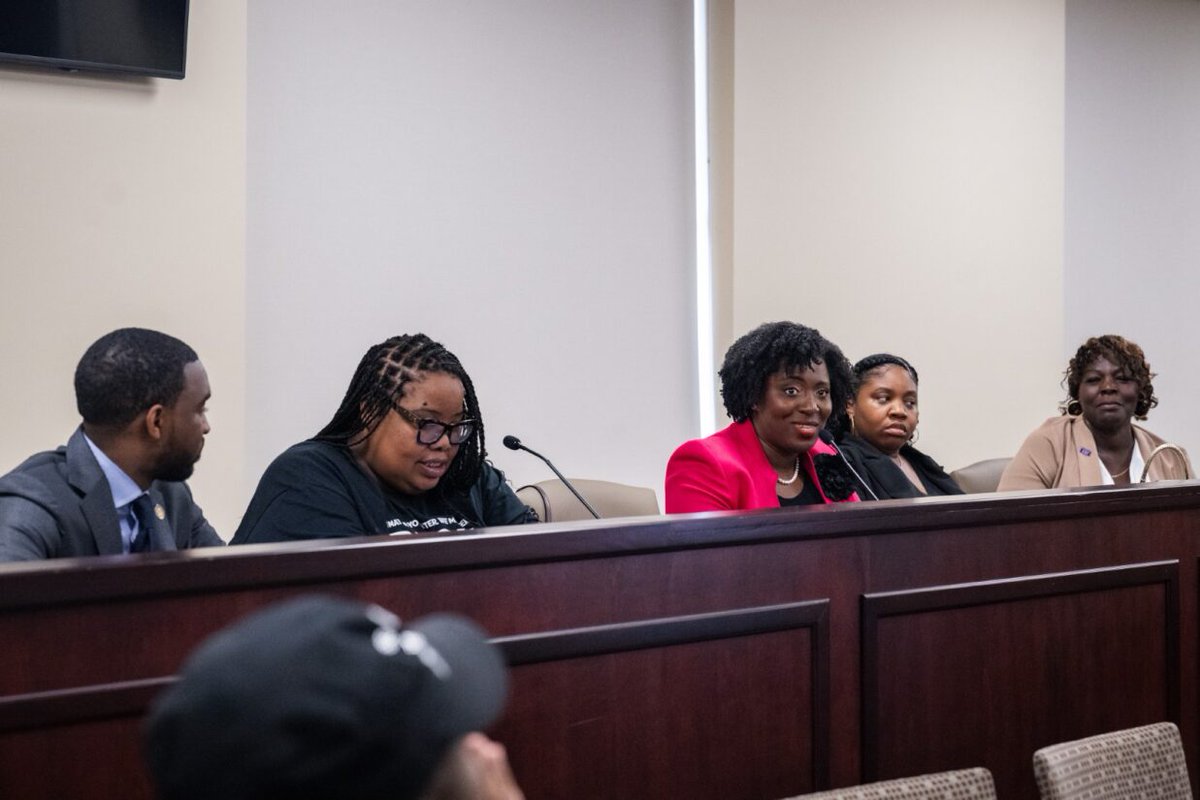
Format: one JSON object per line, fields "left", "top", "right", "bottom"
{"left": 144, "top": 595, "right": 524, "bottom": 800}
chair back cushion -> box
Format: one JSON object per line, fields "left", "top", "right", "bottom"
{"left": 1033, "top": 722, "right": 1192, "bottom": 800}
{"left": 784, "top": 767, "right": 996, "bottom": 800}
{"left": 950, "top": 458, "right": 1012, "bottom": 494}
{"left": 516, "top": 479, "right": 659, "bottom": 523}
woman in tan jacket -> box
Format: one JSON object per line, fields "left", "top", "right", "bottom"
{"left": 999, "top": 335, "right": 1192, "bottom": 490}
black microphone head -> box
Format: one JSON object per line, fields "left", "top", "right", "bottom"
{"left": 817, "top": 428, "right": 835, "bottom": 445}
{"left": 502, "top": 435, "right": 521, "bottom": 451}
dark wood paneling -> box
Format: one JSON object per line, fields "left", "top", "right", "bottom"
{"left": 0, "top": 716, "right": 153, "bottom": 800}
{"left": 2, "top": 482, "right": 1200, "bottom": 799}
{"left": 494, "top": 602, "right": 830, "bottom": 799}
{"left": 862, "top": 561, "right": 1180, "bottom": 800}
{"left": 0, "top": 604, "right": 831, "bottom": 800}
{"left": 4, "top": 482, "right": 1199, "bottom": 611}
{"left": 0, "top": 677, "right": 172, "bottom": 734}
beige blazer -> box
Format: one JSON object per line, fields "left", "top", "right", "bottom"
{"left": 998, "top": 415, "right": 1192, "bottom": 491}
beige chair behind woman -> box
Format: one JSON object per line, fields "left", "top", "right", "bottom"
{"left": 951, "top": 458, "right": 1012, "bottom": 494}
{"left": 516, "top": 479, "right": 659, "bottom": 523}
{"left": 1033, "top": 722, "right": 1191, "bottom": 800}
{"left": 783, "top": 767, "right": 996, "bottom": 800}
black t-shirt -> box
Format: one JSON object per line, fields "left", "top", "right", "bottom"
{"left": 231, "top": 440, "right": 537, "bottom": 544}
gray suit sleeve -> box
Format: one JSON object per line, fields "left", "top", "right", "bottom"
{"left": 188, "top": 513, "right": 225, "bottom": 548}
{"left": 165, "top": 483, "right": 225, "bottom": 549}
{"left": 0, "top": 494, "right": 57, "bottom": 561}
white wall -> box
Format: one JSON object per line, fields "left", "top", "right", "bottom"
{"left": 246, "top": 1, "right": 697, "bottom": 501}
{"left": 724, "top": 0, "right": 1065, "bottom": 471}
{"left": 6, "top": 1, "right": 1200, "bottom": 540}
{"left": 0, "top": 3, "right": 247, "bottom": 535}
{"left": 1064, "top": 0, "right": 1200, "bottom": 455}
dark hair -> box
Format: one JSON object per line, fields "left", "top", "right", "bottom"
{"left": 851, "top": 353, "right": 919, "bottom": 393}
{"left": 315, "top": 334, "right": 485, "bottom": 491}
{"left": 1063, "top": 334, "right": 1157, "bottom": 419}
{"left": 718, "top": 321, "right": 852, "bottom": 423}
{"left": 833, "top": 353, "right": 921, "bottom": 439}
{"left": 74, "top": 328, "right": 199, "bottom": 427}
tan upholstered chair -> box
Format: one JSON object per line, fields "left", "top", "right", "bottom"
{"left": 1033, "top": 722, "right": 1192, "bottom": 800}
{"left": 516, "top": 479, "right": 659, "bottom": 523}
{"left": 950, "top": 458, "right": 1012, "bottom": 494}
{"left": 783, "top": 768, "right": 996, "bottom": 800}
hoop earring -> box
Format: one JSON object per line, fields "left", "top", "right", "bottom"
{"left": 1066, "top": 399, "right": 1082, "bottom": 416}
{"left": 908, "top": 428, "right": 919, "bottom": 446}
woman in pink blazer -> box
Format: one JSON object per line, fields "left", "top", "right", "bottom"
{"left": 665, "top": 321, "right": 859, "bottom": 512}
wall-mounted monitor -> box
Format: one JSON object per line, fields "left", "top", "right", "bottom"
{"left": 0, "top": 0, "right": 189, "bottom": 79}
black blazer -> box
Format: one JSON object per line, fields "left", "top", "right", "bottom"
{"left": 837, "top": 435, "right": 964, "bottom": 500}
{"left": 0, "top": 427, "right": 223, "bottom": 561}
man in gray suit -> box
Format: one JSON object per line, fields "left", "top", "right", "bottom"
{"left": 0, "top": 328, "right": 223, "bottom": 561}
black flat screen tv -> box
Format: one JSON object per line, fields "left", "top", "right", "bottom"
{"left": 0, "top": 0, "right": 189, "bottom": 79}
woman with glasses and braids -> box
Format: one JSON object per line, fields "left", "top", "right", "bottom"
{"left": 836, "top": 354, "right": 963, "bottom": 500}
{"left": 665, "top": 321, "right": 859, "bottom": 513}
{"left": 232, "top": 334, "right": 536, "bottom": 544}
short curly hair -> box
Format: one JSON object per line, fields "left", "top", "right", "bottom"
{"left": 1063, "top": 334, "right": 1157, "bottom": 420}
{"left": 718, "top": 321, "right": 852, "bottom": 423}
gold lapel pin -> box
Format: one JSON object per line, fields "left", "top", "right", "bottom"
{"left": 155, "top": 504, "right": 166, "bottom": 520}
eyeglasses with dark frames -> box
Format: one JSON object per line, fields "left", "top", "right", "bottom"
{"left": 391, "top": 403, "right": 476, "bottom": 446}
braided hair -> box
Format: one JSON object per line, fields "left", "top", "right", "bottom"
{"left": 315, "top": 334, "right": 485, "bottom": 492}
{"left": 1063, "top": 334, "right": 1157, "bottom": 420}
{"left": 719, "top": 321, "right": 853, "bottom": 424}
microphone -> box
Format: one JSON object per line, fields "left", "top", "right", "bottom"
{"left": 817, "top": 430, "right": 880, "bottom": 501}
{"left": 1139, "top": 443, "right": 1193, "bottom": 483}
{"left": 502, "top": 435, "right": 602, "bottom": 519}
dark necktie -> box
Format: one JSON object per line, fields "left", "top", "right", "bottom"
{"left": 129, "top": 494, "right": 158, "bottom": 553}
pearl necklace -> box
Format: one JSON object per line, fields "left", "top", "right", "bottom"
{"left": 777, "top": 456, "right": 801, "bottom": 485}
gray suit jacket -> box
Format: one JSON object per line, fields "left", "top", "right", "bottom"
{"left": 0, "top": 428, "right": 223, "bottom": 561}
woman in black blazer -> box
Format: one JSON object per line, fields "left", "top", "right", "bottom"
{"left": 837, "top": 354, "right": 963, "bottom": 500}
